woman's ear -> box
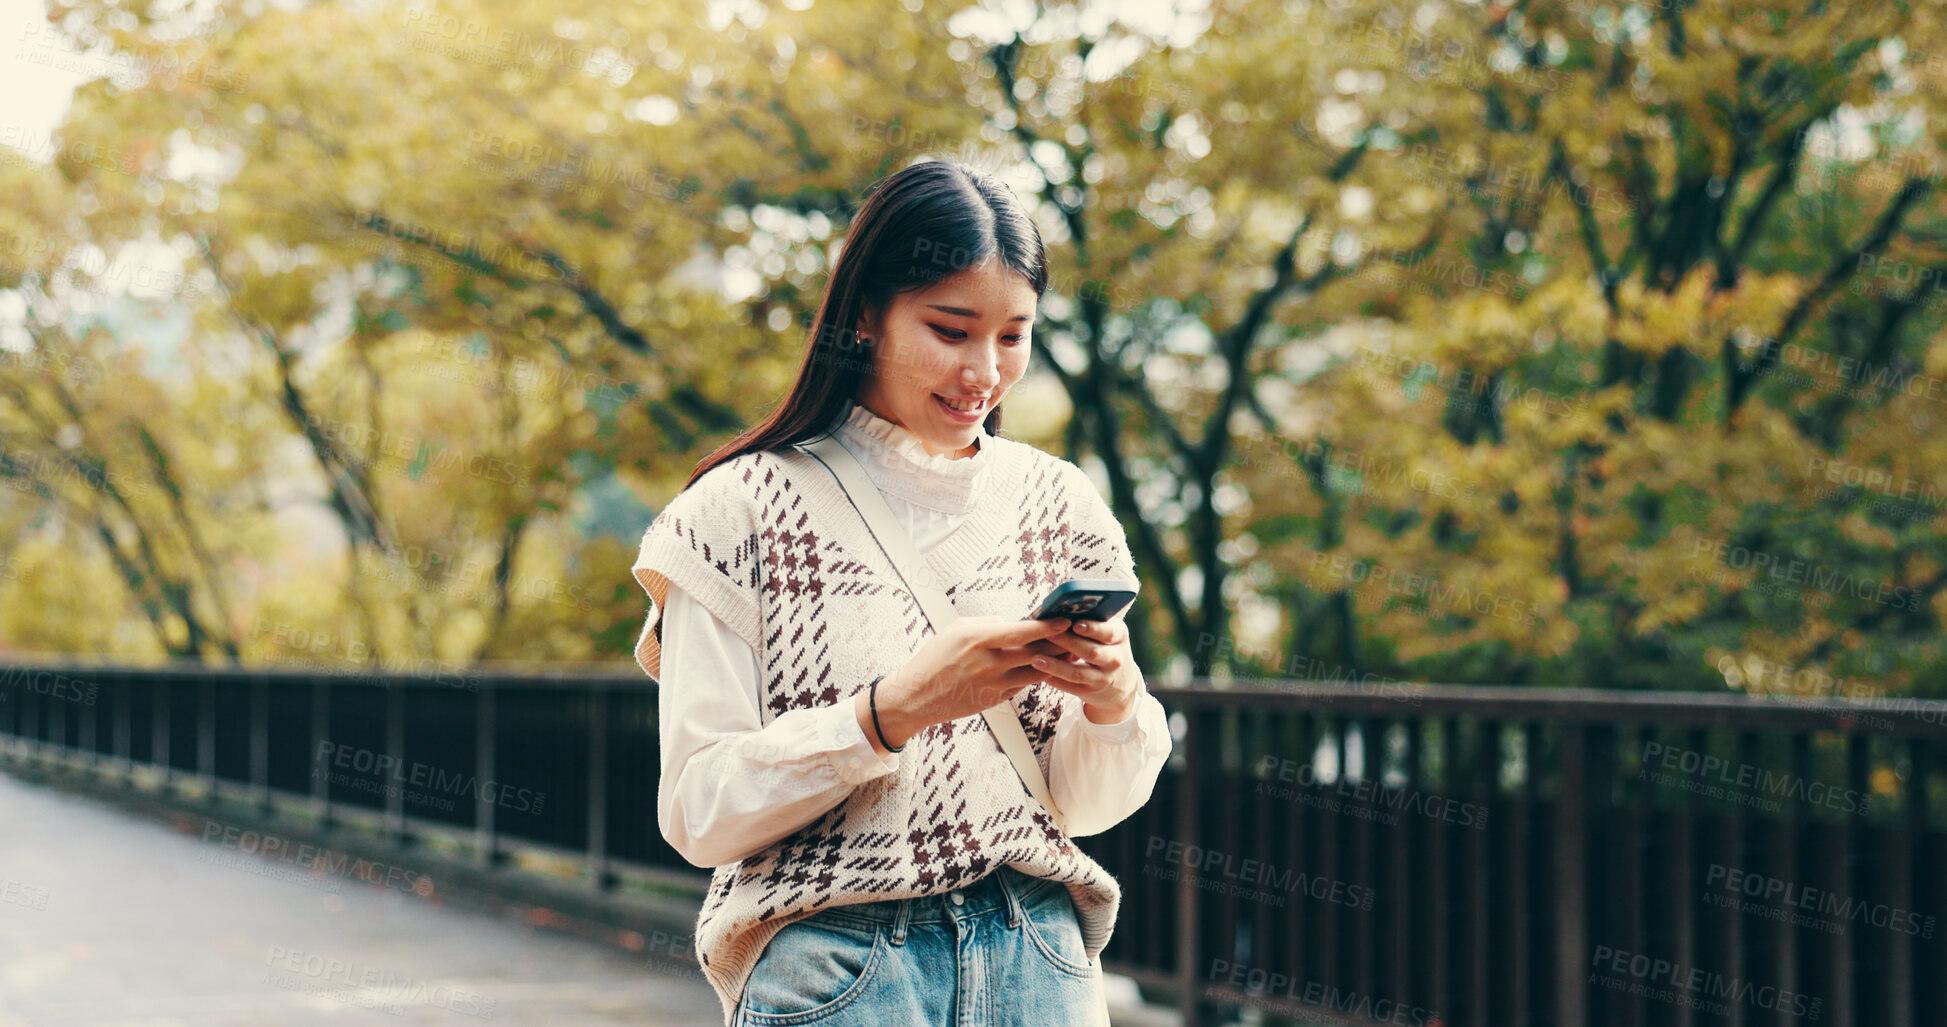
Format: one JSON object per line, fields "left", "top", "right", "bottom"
{"left": 854, "top": 304, "right": 882, "bottom": 345}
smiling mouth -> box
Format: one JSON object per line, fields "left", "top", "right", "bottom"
{"left": 934, "top": 394, "right": 988, "bottom": 416}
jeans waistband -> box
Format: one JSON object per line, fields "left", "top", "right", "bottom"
{"left": 811, "top": 867, "right": 1056, "bottom": 939}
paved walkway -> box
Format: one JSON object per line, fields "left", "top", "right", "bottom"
{"left": 0, "top": 771, "right": 724, "bottom": 1027}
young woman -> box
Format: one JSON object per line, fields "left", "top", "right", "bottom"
{"left": 631, "top": 159, "right": 1171, "bottom": 1026}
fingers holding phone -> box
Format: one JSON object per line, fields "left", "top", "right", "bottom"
{"left": 1028, "top": 591, "right": 1140, "bottom": 724}
{"left": 867, "top": 615, "right": 1074, "bottom": 752}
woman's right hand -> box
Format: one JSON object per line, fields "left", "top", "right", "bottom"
{"left": 858, "top": 615, "right": 1072, "bottom": 752}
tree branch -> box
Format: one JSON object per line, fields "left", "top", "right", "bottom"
{"left": 133, "top": 426, "right": 241, "bottom": 663}
{"left": 1725, "top": 176, "right": 1932, "bottom": 414}
{"left": 1721, "top": 117, "right": 1813, "bottom": 280}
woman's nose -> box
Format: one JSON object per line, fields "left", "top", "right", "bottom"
{"left": 964, "top": 353, "right": 1000, "bottom": 390}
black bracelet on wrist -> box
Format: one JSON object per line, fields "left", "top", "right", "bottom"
{"left": 868, "top": 675, "right": 904, "bottom": 753}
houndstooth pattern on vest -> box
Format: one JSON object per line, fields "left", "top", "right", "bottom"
{"left": 631, "top": 430, "right": 1140, "bottom": 1024}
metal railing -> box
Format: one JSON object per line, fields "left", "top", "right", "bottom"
{"left": 1098, "top": 682, "right": 1946, "bottom": 1027}
{"left": 2, "top": 661, "right": 1942, "bottom": 1026}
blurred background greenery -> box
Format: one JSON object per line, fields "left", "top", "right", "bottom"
{"left": 1, "top": 0, "right": 1944, "bottom": 699}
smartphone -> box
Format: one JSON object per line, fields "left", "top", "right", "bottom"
{"left": 1030, "top": 578, "right": 1138, "bottom": 622}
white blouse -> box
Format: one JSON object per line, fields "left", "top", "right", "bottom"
{"left": 655, "top": 401, "right": 1173, "bottom": 868}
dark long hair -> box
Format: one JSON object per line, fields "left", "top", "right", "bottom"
{"left": 681, "top": 159, "right": 1048, "bottom": 491}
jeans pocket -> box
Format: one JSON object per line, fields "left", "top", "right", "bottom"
{"left": 738, "top": 914, "right": 887, "bottom": 1025}
{"left": 1016, "top": 880, "right": 1097, "bottom": 980}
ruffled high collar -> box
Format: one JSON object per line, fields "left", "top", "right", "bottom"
{"left": 830, "top": 399, "right": 991, "bottom": 514}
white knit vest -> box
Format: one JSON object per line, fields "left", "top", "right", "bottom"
{"left": 632, "top": 429, "right": 1138, "bottom": 1023}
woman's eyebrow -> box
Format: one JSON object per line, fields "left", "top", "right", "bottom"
{"left": 925, "top": 304, "right": 1034, "bottom": 323}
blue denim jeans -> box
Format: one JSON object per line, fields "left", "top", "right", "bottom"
{"left": 732, "top": 867, "right": 1100, "bottom": 1026}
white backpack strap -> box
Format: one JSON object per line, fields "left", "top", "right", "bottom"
{"left": 978, "top": 700, "right": 1069, "bottom": 836}
{"left": 794, "top": 434, "right": 1069, "bottom": 835}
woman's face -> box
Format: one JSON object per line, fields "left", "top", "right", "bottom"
{"left": 854, "top": 255, "right": 1038, "bottom": 460}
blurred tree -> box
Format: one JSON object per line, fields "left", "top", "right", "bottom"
{"left": 1243, "top": 0, "right": 1947, "bottom": 695}
{"left": 0, "top": 0, "right": 1941, "bottom": 700}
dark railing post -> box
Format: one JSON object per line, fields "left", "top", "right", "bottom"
{"left": 1, "top": 674, "right": 16, "bottom": 760}
{"left": 1908, "top": 740, "right": 1933, "bottom": 1024}
{"left": 310, "top": 679, "right": 331, "bottom": 829}
{"left": 1926, "top": 739, "right": 1945, "bottom": 1027}
{"left": 1555, "top": 724, "right": 1589, "bottom": 1027}
{"left": 48, "top": 682, "right": 65, "bottom": 768}
{"left": 1886, "top": 738, "right": 1920, "bottom": 1027}
{"left": 1829, "top": 733, "right": 1870, "bottom": 1027}
{"left": 34, "top": 686, "right": 48, "bottom": 762}
{"left": 153, "top": 679, "right": 171, "bottom": 793}
{"left": 1428, "top": 718, "right": 1453, "bottom": 1021}
{"left": 19, "top": 678, "right": 31, "bottom": 760}
{"left": 1771, "top": 734, "right": 1809, "bottom": 1027}
{"left": 1667, "top": 726, "right": 1699, "bottom": 1027}
{"left": 1510, "top": 722, "right": 1536, "bottom": 1027}
{"left": 250, "top": 676, "right": 270, "bottom": 813}
{"left": 588, "top": 688, "right": 613, "bottom": 891}
{"left": 1281, "top": 711, "right": 1310, "bottom": 996}
{"left": 1351, "top": 716, "right": 1378, "bottom": 1001}
{"left": 1392, "top": 720, "right": 1418, "bottom": 1010}
{"left": 475, "top": 685, "right": 501, "bottom": 869}
{"left": 199, "top": 677, "right": 217, "bottom": 804}
{"left": 384, "top": 683, "right": 407, "bottom": 846}
{"left": 77, "top": 676, "right": 97, "bottom": 775}
{"left": 1721, "top": 730, "right": 1754, "bottom": 1027}
{"left": 1175, "top": 706, "right": 1206, "bottom": 1026}
{"left": 1319, "top": 715, "right": 1347, "bottom": 989}
{"left": 0, "top": 671, "right": 13, "bottom": 756}
{"left": 1594, "top": 726, "right": 1628, "bottom": 1027}
{"left": 1469, "top": 719, "right": 1494, "bottom": 1026}
{"left": 114, "top": 677, "right": 131, "bottom": 784}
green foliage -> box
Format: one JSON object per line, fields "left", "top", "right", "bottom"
{"left": 0, "top": 0, "right": 1942, "bottom": 702}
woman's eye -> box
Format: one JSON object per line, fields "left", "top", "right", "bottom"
{"left": 930, "top": 325, "right": 1024, "bottom": 344}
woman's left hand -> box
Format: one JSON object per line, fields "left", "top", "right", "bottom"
{"left": 1025, "top": 616, "right": 1140, "bottom": 724}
